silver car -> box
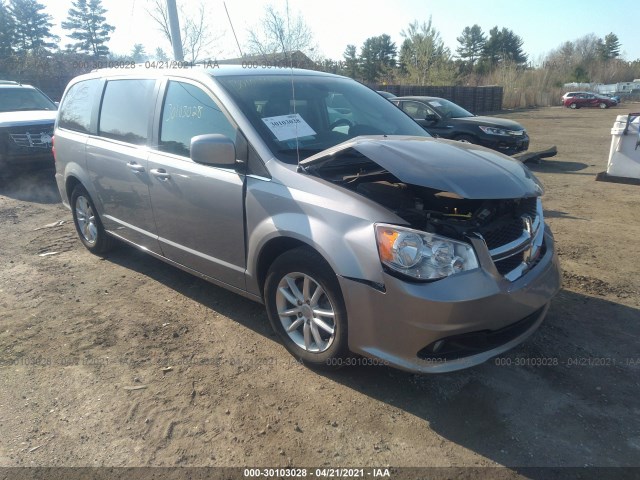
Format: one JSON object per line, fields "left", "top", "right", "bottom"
{"left": 54, "top": 66, "right": 561, "bottom": 373}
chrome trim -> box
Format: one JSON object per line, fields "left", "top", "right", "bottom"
{"left": 489, "top": 198, "right": 545, "bottom": 281}
{"left": 488, "top": 210, "right": 541, "bottom": 260}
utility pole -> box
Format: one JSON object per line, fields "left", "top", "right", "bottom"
{"left": 166, "top": 0, "right": 184, "bottom": 61}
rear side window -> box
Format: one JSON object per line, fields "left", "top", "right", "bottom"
{"left": 99, "top": 79, "right": 155, "bottom": 145}
{"left": 159, "top": 81, "right": 236, "bottom": 157}
{"left": 58, "top": 79, "right": 101, "bottom": 133}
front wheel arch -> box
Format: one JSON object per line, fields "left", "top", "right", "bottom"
{"left": 264, "top": 246, "right": 350, "bottom": 369}
{"left": 454, "top": 134, "right": 478, "bottom": 144}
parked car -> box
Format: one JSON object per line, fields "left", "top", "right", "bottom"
{"left": 54, "top": 66, "right": 560, "bottom": 374}
{"left": 377, "top": 90, "right": 396, "bottom": 100}
{"left": 562, "top": 92, "right": 617, "bottom": 109}
{"left": 392, "top": 96, "right": 529, "bottom": 155}
{"left": 598, "top": 93, "right": 621, "bottom": 104}
{"left": 561, "top": 91, "right": 588, "bottom": 104}
{"left": 0, "top": 81, "right": 57, "bottom": 173}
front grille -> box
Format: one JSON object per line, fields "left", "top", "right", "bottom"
{"left": 494, "top": 251, "right": 525, "bottom": 275}
{"left": 481, "top": 220, "right": 525, "bottom": 250}
{"left": 475, "top": 197, "right": 543, "bottom": 281}
{"left": 478, "top": 197, "right": 538, "bottom": 250}
{"left": 9, "top": 128, "right": 54, "bottom": 149}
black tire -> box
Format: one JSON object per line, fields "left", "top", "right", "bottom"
{"left": 70, "top": 185, "right": 115, "bottom": 254}
{"left": 264, "top": 247, "right": 349, "bottom": 370}
{"left": 599, "top": 102, "right": 608, "bottom": 109}
{"left": 569, "top": 103, "right": 578, "bottom": 109}
{"left": 455, "top": 134, "right": 477, "bottom": 144}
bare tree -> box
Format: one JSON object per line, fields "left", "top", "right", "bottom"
{"left": 147, "top": 0, "right": 223, "bottom": 63}
{"left": 246, "top": 1, "right": 316, "bottom": 59}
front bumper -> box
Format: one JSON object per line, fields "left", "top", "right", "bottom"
{"left": 0, "top": 151, "right": 54, "bottom": 169}
{"left": 480, "top": 134, "right": 530, "bottom": 155}
{"left": 339, "top": 227, "right": 561, "bottom": 373}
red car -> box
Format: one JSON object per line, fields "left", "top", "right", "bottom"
{"left": 562, "top": 92, "right": 617, "bottom": 109}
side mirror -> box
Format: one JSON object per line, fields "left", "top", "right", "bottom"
{"left": 191, "top": 134, "right": 236, "bottom": 167}
{"left": 425, "top": 114, "right": 439, "bottom": 123}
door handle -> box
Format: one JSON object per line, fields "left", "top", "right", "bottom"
{"left": 127, "top": 162, "right": 145, "bottom": 173}
{"left": 150, "top": 168, "right": 171, "bottom": 180}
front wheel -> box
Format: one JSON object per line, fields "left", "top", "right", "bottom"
{"left": 569, "top": 103, "right": 578, "bottom": 109}
{"left": 599, "top": 102, "right": 608, "bottom": 109}
{"left": 71, "top": 185, "right": 115, "bottom": 254}
{"left": 264, "top": 247, "right": 349, "bottom": 369}
{"left": 455, "top": 134, "right": 477, "bottom": 144}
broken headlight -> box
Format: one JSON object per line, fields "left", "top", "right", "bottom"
{"left": 375, "top": 224, "right": 479, "bottom": 281}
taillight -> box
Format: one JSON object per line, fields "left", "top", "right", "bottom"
{"left": 52, "top": 135, "right": 56, "bottom": 162}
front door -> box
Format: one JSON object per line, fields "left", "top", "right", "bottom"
{"left": 147, "top": 80, "right": 246, "bottom": 289}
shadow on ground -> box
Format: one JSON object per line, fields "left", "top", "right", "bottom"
{"left": 528, "top": 159, "right": 590, "bottom": 174}
{"left": 103, "top": 245, "right": 640, "bottom": 475}
{"left": 0, "top": 166, "right": 60, "bottom": 204}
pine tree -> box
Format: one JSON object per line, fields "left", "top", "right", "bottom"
{"left": 61, "top": 0, "right": 114, "bottom": 57}
{"left": 482, "top": 27, "right": 527, "bottom": 68}
{"left": 456, "top": 25, "right": 486, "bottom": 69}
{"left": 399, "top": 18, "right": 455, "bottom": 85}
{"left": 155, "top": 47, "right": 168, "bottom": 62}
{"left": 8, "top": 0, "right": 58, "bottom": 53}
{"left": 358, "top": 34, "right": 397, "bottom": 83}
{"left": 0, "top": 0, "right": 15, "bottom": 56}
{"left": 598, "top": 33, "right": 621, "bottom": 61}
{"left": 342, "top": 44, "right": 359, "bottom": 79}
{"left": 131, "top": 43, "right": 146, "bottom": 63}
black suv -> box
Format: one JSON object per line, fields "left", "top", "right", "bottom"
{"left": 393, "top": 96, "right": 529, "bottom": 155}
{"left": 0, "top": 81, "right": 57, "bottom": 173}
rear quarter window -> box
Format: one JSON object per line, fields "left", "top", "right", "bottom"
{"left": 99, "top": 79, "right": 156, "bottom": 145}
{"left": 58, "top": 79, "right": 101, "bottom": 133}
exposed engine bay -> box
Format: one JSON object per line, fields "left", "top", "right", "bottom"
{"left": 302, "top": 148, "right": 539, "bottom": 246}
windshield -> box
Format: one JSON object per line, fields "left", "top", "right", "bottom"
{"left": 216, "top": 74, "right": 429, "bottom": 164}
{"left": 427, "top": 98, "right": 474, "bottom": 119}
{"left": 0, "top": 87, "right": 57, "bottom": 113}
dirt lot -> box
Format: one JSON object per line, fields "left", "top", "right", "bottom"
{"left": 1, "top": 105, "right": 639, "bottom": 476}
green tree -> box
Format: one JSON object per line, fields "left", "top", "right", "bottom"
{"left": 456, "top": 24, "right": 485, "bottom": 70}
{"left": 570, "top": 65, "right": 590, "bottom": 83}
{"left": 8, "top": 0, "right": 58, "bottom": 53}
{"left": 61, "top": 0, "right": 114, "bottom": 57}
{"left": 598, "top": 33, "right": 621, "bottom": 60}
{"left": 481, "top": 26, "right": 527, "bottom": 69}
{"left": 358, "top": 34, "right": 396, "bottom": 83}
{"left": 131, "top": 43, "right": 146, "bottom": 62}
{"left": 341, "top": 44, "right": 359, "bottom": 79}
{"left": 154, "top": 47, "right": 168, "bottom": 62}
{"left": 0, "top": 0, "right": 15, "bottom": 56}
{"left": 399, "top": 18, "right": 455, "bottom": 85}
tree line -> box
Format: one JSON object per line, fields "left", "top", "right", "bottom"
{"left": 1, "top": 0, "right": 639, "bottom": 106}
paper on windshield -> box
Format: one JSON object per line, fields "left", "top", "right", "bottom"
{"left": 428, "top": 101, "right": 442, "bottom": 107}
{"left": 262, "top": 114, "right": 316, "bottom": 141}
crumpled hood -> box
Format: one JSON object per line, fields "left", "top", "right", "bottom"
{"left": 0, "top": 110, "right": 57, "bottom": 128}
{"left": 300, "top": 136, "right": 543, "bottom": 199}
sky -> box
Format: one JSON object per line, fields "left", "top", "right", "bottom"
{"left": 44, "top": 0, "right": 640, "bottom": 64}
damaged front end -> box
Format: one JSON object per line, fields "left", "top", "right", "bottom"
{"left": 299, "top": 136, "right": 547, "bottom": 283}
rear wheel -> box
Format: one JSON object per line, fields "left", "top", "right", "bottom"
{"left": 264, "top": 247, "right": 349, "bottom": 369}
{"left": 599, "top": 102, "right": 608, "bottom": 109}
{"left": 71, "top": 185, "right": 115, "bottom": 254}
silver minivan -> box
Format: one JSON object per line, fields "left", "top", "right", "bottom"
{"left": 54, "top": 66, "right": 561, "bottom": 373}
